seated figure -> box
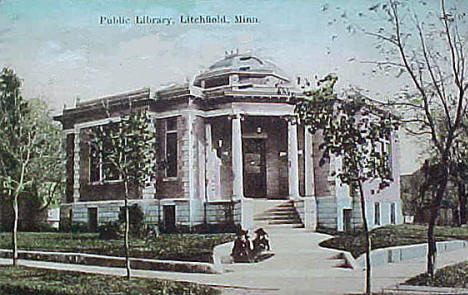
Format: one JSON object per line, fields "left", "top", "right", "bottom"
{"left": 252, "top": 228, "right": 270, "bottom": 254}
{"left": 231, "top": 229, "right": 252, "bottom": 263}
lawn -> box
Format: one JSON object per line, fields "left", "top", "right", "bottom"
{"left": 405, "top": 261, "right": 468, "bottom": 288}
{"left": 319, "top": 224, "right": 468, "bottom": 258}
{"left": 0, "top": 266, "right": 219, "bottom": 295}
{"left": 0, "top": 232, "right": 234, "bottom": 262}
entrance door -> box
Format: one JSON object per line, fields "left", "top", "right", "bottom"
{"left": 243, "top": 138, "right": 267, "bottom": 197}
{"left": 163, "top": 205, "right": 176, "bottom": 233}
{"left": 88, "top": 208, "right": 98, "bottom": 232}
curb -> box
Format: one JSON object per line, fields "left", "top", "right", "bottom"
{"left": 0, "top": 249, "right": 220, "bottom": 274}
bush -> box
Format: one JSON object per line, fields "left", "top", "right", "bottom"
{"left": 59, "top": 218, "right": 71, "bottom": 232}
{"left": 405, "top": 262, "right": 468, "bottom": 288}
{"left": 97, "top": 222, "right": 120, "bottom": 240}
{"left": 118, "top": 204, "right": 145, "bottom": 237}
{"left": 70, "top": 222, "right": 88, "bottom": 233}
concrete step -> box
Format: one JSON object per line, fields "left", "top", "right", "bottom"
{"left": 255, "top": 211, "right": 301, "bottom": 218}
{"left": 264, "top": 223, "right": 304, "bottom": 229}
{"left": 262, "top": 208, "right": 297, "bottom": 214}
{"left": 267, "top": 219, "right": 303, "bottom": 224}
{"left": 261, "top": 210, "right": 299, "bottom": 216}
{"left": 254, "top": 215, "right": 301, "bottom": 220}
{"left": 274, "top": 203, "right": 295, "bottom": 208}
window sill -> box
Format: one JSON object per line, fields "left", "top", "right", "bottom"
{"left": 163, "top": 177, "right": 178, "bottom": 182}
{"left": 88, "top": 179, "right": 124, "bottom": 185}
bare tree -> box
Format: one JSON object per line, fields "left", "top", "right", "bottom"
{"left": 359, "top": 0, "right": 467, "bottom": 276}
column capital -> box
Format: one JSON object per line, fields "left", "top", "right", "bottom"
{"left": 282, "top": 115, "right": 298, "bottom": 125}
{"left": 228, "top": 113, "right": 245, "bottom": 121}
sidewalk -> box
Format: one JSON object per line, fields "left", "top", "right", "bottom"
{"left": 2, "top": 228, "right": 468, "bottom": 295}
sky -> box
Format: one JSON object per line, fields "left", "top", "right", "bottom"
{"left": 1, "top": 0, "right": 456, "bottom": 174}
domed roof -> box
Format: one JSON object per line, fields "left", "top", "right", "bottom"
{"left": 196, "top": 53, "right": 290, "bottom": 81}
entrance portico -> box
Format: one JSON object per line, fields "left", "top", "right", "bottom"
{"left": 211, "top": 110, "right": 306, "bottom": 201}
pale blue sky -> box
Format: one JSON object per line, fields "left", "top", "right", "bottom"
{"left": 1, "top": 0, "right": 457, "bottom": 173}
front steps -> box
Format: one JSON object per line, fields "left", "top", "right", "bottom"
{"left": 253, "top": 200, "right": 304, "bottom": 228}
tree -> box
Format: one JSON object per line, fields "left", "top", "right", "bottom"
{"left": 295, "top": 74, "right": 398, "bottom": 294}
{"left": 24, "top": 99, "right": 65, "bottom": 230}
{"left": 0, "top": 67, "right": 63, "bottom": 265}
{"left": 324, "top": 0, "right": 467, "bottom": 277}
{"left": 90, "top": 106, "right": 156, "bottom": 279}
{"left": 370, "top": 0, "right": 467, "bottom": 276}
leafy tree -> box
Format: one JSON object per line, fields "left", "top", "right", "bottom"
{"left": 295, "top": 74, "right": 398, "bottom": 294}
{"left": 90, "top": 107, "right": 156, "bottom": 279}
{"left": 0, "top": 67, "right": 63, "bottom": 265}
{"left": 24, "top": 99, "right": 64, "bottom": 230}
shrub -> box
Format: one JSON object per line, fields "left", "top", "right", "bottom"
{"left": 59, "top": 218, "right": 71, "bottom": 232}
{"left": 97, "top": 222, "right": 120, "bottom": 240}
{"left": 118, "top": 204, "right": 145, "bottom": 237}
{"left": 70, "top": 222, "right": 88, "bottom": 233}
{"left": 406, "top": 262, "right": 468, "bottom": 288}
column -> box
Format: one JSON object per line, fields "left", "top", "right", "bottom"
{"left": 73, "top": 129, "right": 80, "bottom": 203}
{"left": 231, "top": 114, "right": 244, "bottom": 199}
{"left": 288, "top": 116, "right": 300, "bottom": 200}
{"left": 304, "top": 126, "right": 315, "bottom": 197}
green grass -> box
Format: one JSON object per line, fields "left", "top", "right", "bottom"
{"left": 0, "top": 266, "right": 219, "bottom": 295}
{"left": 405, "top": 261, "right": 468, "bottom": 288}
{"left": 319, "top": 224, "right": 468, "bottom": 258}
{"left": 0, "top": 232, "right": 234, "bottom": 262}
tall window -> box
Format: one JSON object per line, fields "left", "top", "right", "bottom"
{"left": 89, "top": 144, "right": 100, "bottom": 182}
{"left": 374, "top": 202, "right": 381, "bottom": 226}
{"left": 88, "top": 123, "right": 120, "bottom": 182}
{"left": 382, "top": 139, "right": 393, "bottom": 175}
{"left": 165, "top": 117, "right": 178, "bottom": 178}
{"left": 390, "top": 202, "right": 396, "bottom": 224}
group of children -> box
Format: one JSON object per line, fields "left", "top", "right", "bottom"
{"left": 231, "top": 227, "right": 271, "bottom": 263}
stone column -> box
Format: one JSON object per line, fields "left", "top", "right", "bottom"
{"left": 231, "top": 114, "right": 244, "bottom": 200}
{"left": 73, "top": 129, "right": 80, "bottom": 203}
{"left": 304, "top": 126, "right": 315, "bottom": 197}
{"left": 287, "top": 116, "right": 300, "bottom": 200}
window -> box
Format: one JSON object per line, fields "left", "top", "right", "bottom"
{"left": 89, "top": 144, "right": 100, "bottom": 182}
{"left": 390, "top": 203, "right": 396, "bottom": 224}
{"left": 374, "top": 202, "right": 381, "bottom": 226}
{"left": 382, "top": 140, "right": 393, "bottom": 175}
{"left": 165, "top": 118, "right": 178, "bottom": 178}
{"left": 88, "top": 123, "right": 121, "bottom": 182}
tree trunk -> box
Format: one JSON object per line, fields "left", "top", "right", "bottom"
{"left": 124, "top": 180, "right": 131, "bottom": 280}
{"left": 11, "top": 196, "right": 19, "bottom": 266}
{"left": 358, "top": 181, "right": 371, "bottom": 295}
{"left": 427, "top": 163, "right": 449, "bottom": 277}
{"left": 458, "top": 181, "right": 466, "bottom": 225}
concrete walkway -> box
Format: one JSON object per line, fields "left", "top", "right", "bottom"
{"left": 2, "top": 227, "right": 468, "bottom": 295}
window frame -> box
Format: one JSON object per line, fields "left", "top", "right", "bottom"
{"left": 374, "top": 202, "right": 381, "bottom": 226}
{"left": 164, "top": 117, "right": 178, "bottom": 179}
{"left": 88, "top": 123, "right": 123, "bottom": 184}
{"left": 390, "top": 202, "right": 396, "bottom": 224}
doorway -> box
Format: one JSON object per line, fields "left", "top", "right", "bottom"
{"left": 88, "top": 208, "right": 98, "bottom": 232}
{"left": 163, "top": 205, "right": 176, "bottom": 232}
{"left": 243, "top": 138, "right": 267, "bottom": 197}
